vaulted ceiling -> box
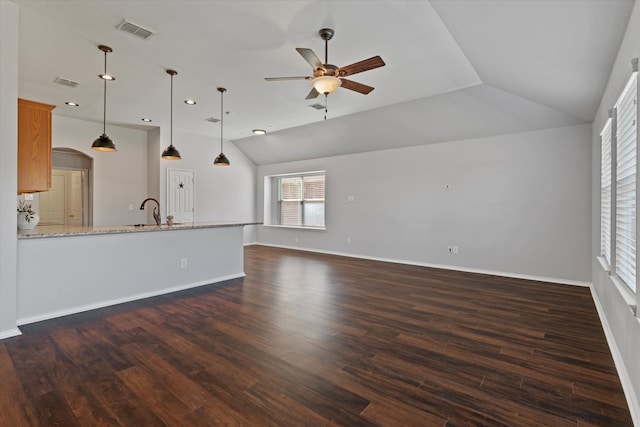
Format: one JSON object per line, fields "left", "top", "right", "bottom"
{"left": 14, "top": 0, "right": 635, "bottom": 165}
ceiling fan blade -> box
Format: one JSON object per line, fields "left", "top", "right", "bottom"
{"left": 339, "top": 78, "right": 374, "bottom": 95}
{"left": 265, "top": 76, "right": 312, "bottom": 81}
{"left": 337, "top": 56, "right": 385, "bottom": 77}
{"left": 305, "top": 87, "right": 320, "bottom": 100}
{"left": 296, "top": 48, "right": 323, "bottom": 70}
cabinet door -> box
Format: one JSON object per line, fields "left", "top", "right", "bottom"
{"left": 18, "top": 98, "right": 55, "bottom": 193}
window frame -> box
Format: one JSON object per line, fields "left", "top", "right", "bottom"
{"left": 601, "top": 116, "right": 613, "bottom": 269}
{"left": 267, "top": 171, "right": 326, "bottom": 230}
{"left": 614, "top": 71, "right": 637, "bottom": 293}
{"left": 599, "top": 62, "right": 638, "bottom": 312}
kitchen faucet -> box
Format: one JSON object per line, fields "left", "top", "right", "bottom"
{"left": 139, "top": 198, "right": 161, "bottom": 226}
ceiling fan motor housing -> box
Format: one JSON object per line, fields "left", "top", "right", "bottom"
{"left": 315, "top": 64, "right": 338, "bottom": 77}
{"left": 319, "top": 28, "right": 334, "bottom": 41}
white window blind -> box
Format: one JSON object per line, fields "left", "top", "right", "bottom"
{"left": 601, "top": 118, "right": 612, "bottom": 266}
{"left": 615, "top": 72, "right": 637, "bottom": 292}
{"left": 277, "top": 172, "right": 325, "bottom": 228}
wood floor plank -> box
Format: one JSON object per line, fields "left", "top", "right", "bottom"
{"left": 0, "top": 245, "right": 632, "bottom": 426}
{"left": 0, "top": 343, "right": 39, "bottom": 426}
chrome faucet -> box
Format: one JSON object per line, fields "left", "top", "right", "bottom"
{"left": 139, "top": 197, "right": 161, "bottom": 226}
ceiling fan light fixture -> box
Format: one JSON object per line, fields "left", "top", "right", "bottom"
{"left": 312, "top": 76, "right": 341, "bottom": 95}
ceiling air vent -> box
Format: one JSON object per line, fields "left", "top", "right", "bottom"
{"left": 309, "top": 103, "right": 325, "bottom": 110}
{"left": 206, "top": 117, "right": 220, "bottom": 123}
{"left": 53, "top": 77, "right": 79, "bottom": 88}
{"left": 116, "top": 20, "right": 155, "bottom": 40}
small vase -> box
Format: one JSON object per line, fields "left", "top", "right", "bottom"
{"left": 17, "top": 213, "right": 39, "bottom": 230}
{"left": 166, "top": 219, "right": 174, "bottom": 227}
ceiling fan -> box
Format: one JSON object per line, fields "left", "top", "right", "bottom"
{"left": 265, "top": 28, "right": 385, "bottom": 100}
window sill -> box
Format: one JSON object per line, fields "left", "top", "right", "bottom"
{"left": 598, "top": 256, "right": 637, "bottom": 309}
{"left": 597, "top": 255, "right": 611, "bottom": 273}
{"left": 263, "top": 224, "right": 326, "bottom": 231}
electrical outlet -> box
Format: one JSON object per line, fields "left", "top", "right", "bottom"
{"left": 294, "top": 237, "right": 299, "bottom": 243}
{"left": 128, "top": 204, "right": 134, "bottom": 211}
{"left": 24, "top": 193, "right": 34, "bottom": 201}
{"left": 453, "top": 246, "right": 459, "bottom": 254}
{"left": 180, "top": 258, "right": 187, "bottom": 268}
{"left": 346, "top": 237, "right": 351, "bottom": 244}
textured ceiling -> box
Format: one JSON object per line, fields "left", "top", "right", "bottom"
{"left": 13, "top": 0, "right": 636, "bottom": 165}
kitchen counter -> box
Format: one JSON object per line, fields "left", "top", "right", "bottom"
{"left": 16, "top": 221, "right": 257, "bottom": 327}
{"left": 18, "top": 221, "right": 259, "bottom": 239}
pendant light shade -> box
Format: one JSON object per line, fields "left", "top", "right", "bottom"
{"left": 214, "top": 87, "right": 230, "bottom": 166}
{"left": 92, "top": 134, "right": 116, "bottom": 151}
{"left": 92, "top": 45, "right": 117, "bottom": 152}
{"left": 214, "top": 152, "right": 230, "bottom": 166}
{"left": 162, "top": 69, "right": 181, "bottom": 160}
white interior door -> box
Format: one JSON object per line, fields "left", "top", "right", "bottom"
{"left": 167, "top": 169, "right": 195, "bottom": 223}
{"left": 39, "top": 171, "right": 66, "bottom": 225}
{"left": 68, "top": 171, "right": 83, "bottom": 226}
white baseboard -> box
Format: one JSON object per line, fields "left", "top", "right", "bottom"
{"left": 0, "top": 327, "right": 22, "bottom": 340}
{"left": 256, "top": 243, "right": 591, "bottom": 287}
{"left": 590, "top": 286, "right": 640, "bottom": 427}
{"left": 16, "top": 273, "right": 245, "bottom": 326}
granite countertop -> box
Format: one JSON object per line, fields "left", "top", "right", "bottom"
{"left": 18, "top": 221, "right": 260, "bottom": 239}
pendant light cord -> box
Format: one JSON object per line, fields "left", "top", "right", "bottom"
{"left": 324, "top": 94, "right": 328, "bottom": 121}
{"left": 170, "top": 73, "right": 173, "bottom": 147}
{"left": 220, "top": 89, "right": 224, "bottom": 153}
{"left": 102, "top": 51, "right": 107, "bottom": 135}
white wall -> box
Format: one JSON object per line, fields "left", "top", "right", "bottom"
{"left": 49, "top": 120, "right": 257, "bottom": 238}
{"left": 0, "top": 1, "right": 20, "bottom": 339}
{"left": 157, "top": 129, "right": 257, "bottom": 243}
{"left": 257, "top": 123, "right": 592, "bottom": 284}
{"left": 52, "top": 115, "right": 150, "bottom": 226}
{"left": 590, "top": 0, "right": 640, "bottom": 423}
{"left": 147, "top": 127, "right": 161, "bottom": 224}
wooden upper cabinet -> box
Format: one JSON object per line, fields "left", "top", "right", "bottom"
{"left": 18, "top": 98, "right": 56, "bottom": 194}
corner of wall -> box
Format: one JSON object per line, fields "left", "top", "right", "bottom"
{"left": 0, "top": 0, "right": 20, "bottom": 339}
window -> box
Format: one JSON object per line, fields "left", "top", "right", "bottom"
{"left": 271, "top": 172, "right": 325, "bottom": 228}
{"left": 614, "top": 71, "right": 637, "bottom": 292}
{"left": 601, "top": 118, "right": 612, "bottom": 266}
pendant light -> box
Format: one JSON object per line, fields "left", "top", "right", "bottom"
{"left": 161, "top": 69, "right": 181, "bottom": 160}
{"left": 213, "top": 87, "right": 230, "bottom": 166}
{"left": 92, "top": 45, "right": 117, "bottom": 152}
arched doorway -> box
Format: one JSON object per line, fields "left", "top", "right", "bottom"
{"left": 38, "top": 148, "right": 93, "bottom": 227}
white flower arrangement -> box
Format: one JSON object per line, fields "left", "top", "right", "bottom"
{"left": 17, "top": 200, "right": 37, "bottom": 223}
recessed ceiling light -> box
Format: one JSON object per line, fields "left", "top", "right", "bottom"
{"left": 65, "top": 101, "right": 79, "bottom": 107}
{"left": 99, "top": 74, "right": 115, "bottom": 81}
{"left": 252, "top": 129, "right": 266, "bottom": 135}
{"left": 141, "top": 118, "right": 152, "bottom": 122}
{"left": 184, "top": 99, "right": 196, "bottom": 105}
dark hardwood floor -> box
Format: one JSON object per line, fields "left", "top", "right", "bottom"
{"left": 0, "top": 245, "right": 633, "bottom": 426}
